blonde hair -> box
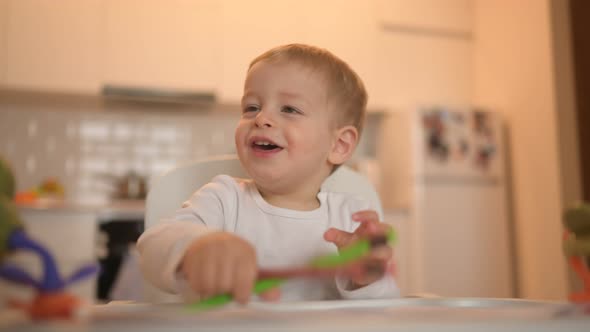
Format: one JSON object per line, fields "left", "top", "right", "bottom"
{"left": 248, "top": 44, "right": 367, "bottom": 136}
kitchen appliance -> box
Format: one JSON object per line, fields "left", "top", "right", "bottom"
{"left": 101, "top": 85, "right": 216, "bottom": 106}
{"left": 97, "top": 171, "right": 148, "bottom": 200}
{"left": 381, "top": 108, "right": 514, "bottom": 297}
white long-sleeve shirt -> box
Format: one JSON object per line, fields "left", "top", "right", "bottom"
{"left": 137, "top": 175, "right": 400, "bottom": 301}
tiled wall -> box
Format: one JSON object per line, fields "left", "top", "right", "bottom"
{"left": 0, "top": 103, "right": 382, "bottom": 204}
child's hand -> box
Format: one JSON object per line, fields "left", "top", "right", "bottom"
{"left": 181, "top": 232, "right": 265, "bottom": 304}
{"left": 323, "top": 210, "right": 394, "bottom": 289}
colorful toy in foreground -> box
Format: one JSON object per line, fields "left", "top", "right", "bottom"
{"left": 188, "top": 229, "right": 396, "bottom": 311}
{"left": 563, "top": 203, "right": 590, "bottom": 302}
{"left": 0, "top": 157, "right": 99, "bottom": 320}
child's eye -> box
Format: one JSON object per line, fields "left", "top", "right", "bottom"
{"left": 243, "top": 105, "right": 260, "bottom": 113}
{"left": 281, "top": 106, "right": 301, "bottom": 114}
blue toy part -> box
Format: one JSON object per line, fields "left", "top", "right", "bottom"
{"left": 0, "top": 263, "right": 42, "bottom": 289}
{"left": 65, "top": 264, "right": 99, "bottom": 286}
{"left": 7, "top": 229, "right": 63, "bottom": 291}
{"left": 0, "top": 228, "right": 99, "bottom": 292}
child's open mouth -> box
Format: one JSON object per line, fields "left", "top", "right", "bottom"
{"left": 251, "top": 140, "right": 283, "bottom": 153}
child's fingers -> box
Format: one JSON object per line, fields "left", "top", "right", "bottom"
{"left": 232, "top": 256, "right": 257, "bottom": 304}
{"left": 323, "top": 227, "right": 356, "bottom": 249}
{"left": 355, "top": 220, "right": 393, "bottom": 239}
{"left": 346, "top": 258, "right": 388, "bottom": 286}
{"left": 197, "top": 257, "right": 216, "bottom": 299}
{"left": 352, "top": 210, "right": 380, "bottom": 223}
{"left": 368, "top": 245, "right": 393, "bottom": 261}
{"left": 259, "top": 287, "right": 281, "bottom": 302}
{"left": 352, "top": 221, "right": 376, "bottom": 237}
{"left": 216, "top": 254, "right": 235, "bottom": 296}
{"left": 352, "top": 210, "right": 389, "bottom": 238}
{"left": 342, "top": 245, "right": 393, "bottom": 287}
{"left": 374, "top": 222, "right": 393, "bottom": 236}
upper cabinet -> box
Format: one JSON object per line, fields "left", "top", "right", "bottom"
{"left": 371, "top": 0, "right": 474, "bottom": 109}
{"left": 217, "top": 0, "right": 308, "bottom": 102}
{"left": 374, "top": 0, "right": 472, "bottom": 33}
{"left": 299, "top": 1, "right": 380, "bottom": 109}
{"left": 103, "top": 0, "right": 223, "bottom": 93}
{"left": 0, "top": 0, "right": 475, "bottom": 110}
{"left": 217, "top": 0, "right": 379, "bottom": 105}
{"left": 2, "top": 0, "right": 102, "bottom": 93}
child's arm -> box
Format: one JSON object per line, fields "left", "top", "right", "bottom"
{"left": 137, "top": 176, "right": 237, "bottom": 295}
{"left": 137, "top": 220, "right": 211, "bottom": 294}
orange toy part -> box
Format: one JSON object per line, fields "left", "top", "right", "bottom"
{"left": 564, "top": 230, "right": 590, "bottom": 303}
{"left": 568, "top": 256, "right": 590, "bottom": 302}
{"left": 14, "top": 191, "right": 38, "bottom": 204}
{"left": 9, "top": 292, "right": 82, "bottom": 320}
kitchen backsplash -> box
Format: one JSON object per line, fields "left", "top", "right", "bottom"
{"left": 0, "top": 101, "right": 383, "bottom": 204}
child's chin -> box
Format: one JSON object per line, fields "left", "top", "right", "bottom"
{"left": 251, "top": 172, "right": 284, "bottom": 186}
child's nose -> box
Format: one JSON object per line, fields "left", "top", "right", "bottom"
{"left": 254, "top": 110, "right": 273, "bottom": 128}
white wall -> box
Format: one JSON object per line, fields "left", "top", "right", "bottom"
{"left": 472, "top": 0, "right": 569, "bottom": 300}
{"left": 372, "top": 0, "right": 473, "bottom": 109}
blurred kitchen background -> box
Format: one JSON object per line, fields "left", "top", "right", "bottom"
{"left": 0, "top": 0, "right": 588, "bottom": 304}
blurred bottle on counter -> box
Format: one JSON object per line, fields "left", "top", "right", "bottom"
{"left": 115, "top": 171, "right": 147, "bottom": 200}
{"left": 96, "top": 171, "right": 147, "bottom": 200}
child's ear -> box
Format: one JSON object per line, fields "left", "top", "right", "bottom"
{"left": 328, "top": 125, "right": 359, "bottom": 165}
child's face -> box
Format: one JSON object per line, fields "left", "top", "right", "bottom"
{"left": 235, "top": 61, "right": 338, "bottom": 192}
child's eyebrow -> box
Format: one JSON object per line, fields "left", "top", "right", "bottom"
{"left": 278, "top": 91, "right": 310, "bottom": 107}
{"left": 241, "top": 92, "right": 257, "bottom": 103}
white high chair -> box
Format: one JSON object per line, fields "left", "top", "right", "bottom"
{"left": 145, "top": 154, "right": 383, "bottom": 230}
{"left": 140, "top": 154, "right": 383, "bottom": 302}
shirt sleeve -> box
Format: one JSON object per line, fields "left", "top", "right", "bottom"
{"left": 335, "top": 273, "right": 400, "bottom": 299}
{"left": 136, "top": 175, "right": 237, "bottom": 294}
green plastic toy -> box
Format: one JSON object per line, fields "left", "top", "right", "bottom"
{"left": 563, "top": 203, "right": 590, "bottom": 256}
{"left": 0, "top": 157, "right": 15, "bottom": 199}
{"left": 188, "top": 228, "right": 396, "bottom": 311}
{"left": 0, "top": 158, "right": 22, "bottom": 261}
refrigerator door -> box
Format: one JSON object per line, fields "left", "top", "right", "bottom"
{"left": 411, "top": 109, "right": 514, "bottom": 297}
{"left": 414, "top": 179, "right": 513, "bottom": 297}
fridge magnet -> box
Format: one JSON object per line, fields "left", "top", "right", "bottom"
{"left": 422, "top": 109, "right": 450, "bottom": 162}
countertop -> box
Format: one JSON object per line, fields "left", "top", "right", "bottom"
{"left": 1, "top": 298, "right": 589, "bottom": 332}
{"left": 16, "top": 199, "right": 145, "bottom": 222}
{"left": 15, "top": 200, "right": 409, "bottom": 223}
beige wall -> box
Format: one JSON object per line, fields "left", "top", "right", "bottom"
{"left": 473, "top": 0, "right": 570, "bottom": 300}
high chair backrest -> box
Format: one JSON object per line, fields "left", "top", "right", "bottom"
{"left": 145, "top": 154, "right": 383, "bottom": 230}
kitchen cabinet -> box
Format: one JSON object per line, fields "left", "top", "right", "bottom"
{"left": 299, "top": 0, "right": 382, "bottom": 110}
{"left": 218, "top": 0, "right": 472, "bottom": 110}
{"left": 103, "top": 0, "right": 223, "bottom": 93}
{"left": 0, "top": 0, "right": 474, "bottom": 111}
{"left": 371, "top": 31, "right": 473, "bottom": 109}
{"left": 217, "top": 0, "right": 308, "bottom": 102}
{"left": 371, "top": 0, "right": 473, "bottom": 109}
{"left": 2, "top": 0, "right": 102, "bottom": 93}
{"left": 374, "top": 0, "right": 472, "bottom": 33}
{"left": 218, "top": 0, "right": 380, "bottom": 107}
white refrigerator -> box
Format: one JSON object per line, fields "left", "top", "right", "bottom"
{"left": 379, "top": 108, "right": 514, "bottom": 298}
